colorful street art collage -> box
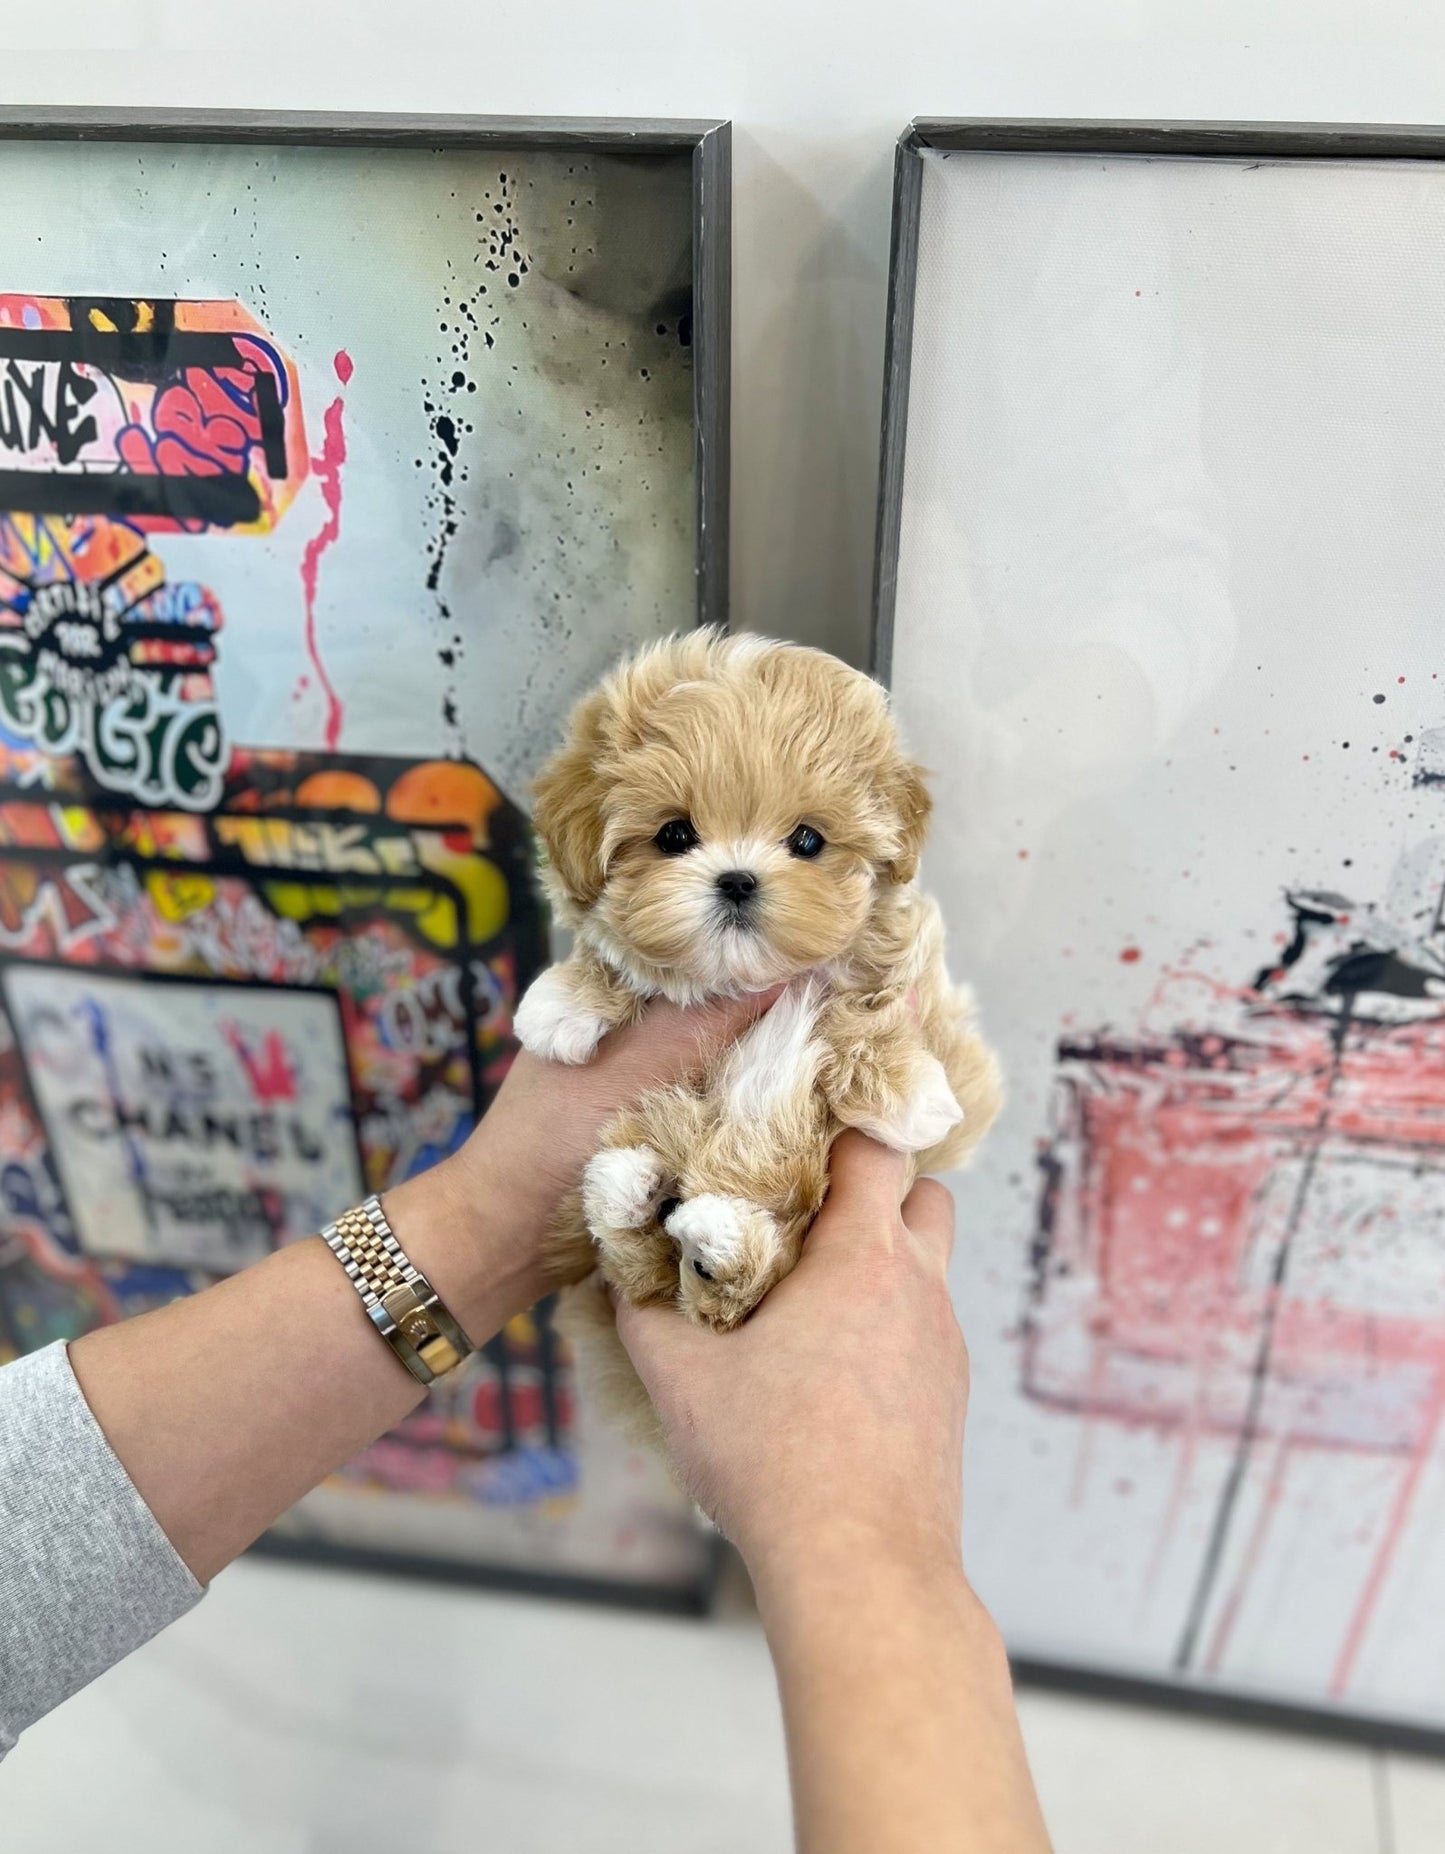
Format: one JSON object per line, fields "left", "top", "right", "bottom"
{"left": 0, "top": 291, "right": 581, "bottom": 1554}
{"left": 0, "top": 759, "right": 575, "bottom": 1485}
{"left": 0, "top": 119, "right": 714, "bottom": 1603}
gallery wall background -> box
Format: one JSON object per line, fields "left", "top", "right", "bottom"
{"left": 8, "top": 0, "right": 1445, "bottom": 672}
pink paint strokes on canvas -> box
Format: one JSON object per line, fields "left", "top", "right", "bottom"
{"left": 1024, "top": 834, "right": 1445, "bottom": 1681}
{"left": 1330, "top": 1382, "right": 1445, "bottom": 1699}
{"left": 297, "top": 352, "right": 352, "bottom": 752}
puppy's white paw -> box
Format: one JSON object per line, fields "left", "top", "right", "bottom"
{"left": 669, "top": 1194, "right": 780, "bottom": 1278}
{"left": 514, "top": 967, "right": 609, "bottom": 1065}
{"left": 668, "top": 1194, "right": 745, "bottom": 1270}
{"left": 854, "top": 1053, "right": 964, "bottom": 1154}
{"left": 583, "top": 1147, "right": 665, "bottom": 1233}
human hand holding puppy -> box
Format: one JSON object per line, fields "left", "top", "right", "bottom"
{"left": 615, "top": 1129, "right": 967, "bottom": 1589}
{"left": 618, "top": 1129, "right": 1054, "bottom": 1854}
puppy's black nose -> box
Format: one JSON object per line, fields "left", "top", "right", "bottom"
{"left": 716, "top": 869, "right": 758, "bottom": 904}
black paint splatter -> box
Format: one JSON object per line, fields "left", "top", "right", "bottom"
{"left": 418, "top": 171, "right": 527, "bottom": 742}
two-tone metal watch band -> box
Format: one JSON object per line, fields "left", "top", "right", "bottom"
{"left": 321, "top": 1194, "right": 472, "bottom": 1385}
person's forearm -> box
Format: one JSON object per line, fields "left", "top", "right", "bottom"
{"left": 68, "top": 1130, "right": 545, "bottom": 1585}
{"left": 756, "top": 1545, "right": 1053, "bottom": 1854}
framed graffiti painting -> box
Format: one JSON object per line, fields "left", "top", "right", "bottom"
{"left": 877, "top": 120, "right": 1445, "bottom": 1738}
{"left": 0, "top": 107, "right": 730, "bottom": 1607}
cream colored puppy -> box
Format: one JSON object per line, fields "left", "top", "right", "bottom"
{"left": 515, "top": 631, "right": 1001, "bottom": 1442}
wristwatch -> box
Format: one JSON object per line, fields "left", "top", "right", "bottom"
{"left": 321, "top": 1194, "right": 473, "bottom": 1385}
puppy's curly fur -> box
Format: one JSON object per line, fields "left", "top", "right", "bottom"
{"left": 515, "top": 632, "right": 1001, "bottom": 1451}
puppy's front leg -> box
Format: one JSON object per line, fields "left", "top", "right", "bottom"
{"left": 821, "top": 1002, "right": 963, "bottom": 1156}
{"left": 846, "top": 1049, "right": 964, "bottom": 1153}
{"left": 514, "top": 950, "right": 643, "bottom": 1065}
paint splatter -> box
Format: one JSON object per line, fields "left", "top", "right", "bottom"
{"left": 297, "top": 352, "right": 351, "bottom": 752}
{"left": 1026, "top": 856, "right": 1445, "bottom": 1688}
{"left": 415, "top": 173, "right": 524, "bottom": 742}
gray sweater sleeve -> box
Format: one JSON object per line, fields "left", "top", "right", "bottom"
{"left": 0, "top": 1340, "right": 204, "bottom": 1758}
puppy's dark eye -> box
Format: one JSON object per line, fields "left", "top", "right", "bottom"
{"left": 692, "top": 1257, "right": 714, "bottom": 1281}
{"left": 654, "top": 818, "right": 699, "bottom": 856}
{"left": 657, "top": 1196, "right": 680, "bottom": 1225}
{"left": 787, "top": 824, "right": 825, "bottom": 859}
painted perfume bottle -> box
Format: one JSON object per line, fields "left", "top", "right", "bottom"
{"left": 1025, "top": 728, "right": 1445, "bottom": 1673}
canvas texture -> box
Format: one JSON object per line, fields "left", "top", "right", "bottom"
{"left": 0, "top": 135, "right": 711, "bottom": 1598}
{"left": 892, "top": 146, "right": 1445, "bottom": 1726}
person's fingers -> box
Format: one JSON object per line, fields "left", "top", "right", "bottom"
{"left": 809, "top": 1130, "right": 907, "bottom": 1254}
{"left": 901, "top": 1175, "right": 956, "bottom": 1266}
{"left": 614, "top": 1294, "right": 714, "bottom": 1394}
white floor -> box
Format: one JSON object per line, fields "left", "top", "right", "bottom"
{"left": 4, "top": 1554, "right": 1440, "bottom": 1853}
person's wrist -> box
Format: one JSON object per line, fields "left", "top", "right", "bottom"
{"left": 384, "top": 1130, "right": 550, "bottom": 1347}
{"left": 746, "top": 1513, "right": 973, "bottom": 1646}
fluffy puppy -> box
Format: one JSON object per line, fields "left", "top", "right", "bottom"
{"left": 515, "top": 631, "right": 1001, "bottom": 1446}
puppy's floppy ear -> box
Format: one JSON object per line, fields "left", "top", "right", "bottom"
{"left": 884, "top": 758, "right": 932, "bottom": 884}
{"left": 532, "top": 686, "right": 613, "bottom": 910}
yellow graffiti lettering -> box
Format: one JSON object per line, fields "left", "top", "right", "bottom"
{"left": 260, "top": 880, "right": 460, "bottom": 950}
{"left": 145, "top": 871, "right": 216, "bottom": 920}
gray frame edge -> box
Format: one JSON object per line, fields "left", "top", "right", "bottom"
{"left": 910, "top": 116, "right": 1445, "bottom": 158}
{"left": 0, "top": 104, "right": 731, "bottom": 633}
{"left": 874, "top": 111, "right": 1445, "bottom": 1749}
{"left": 0, "top": 104, "right": 724, "bottom": 150}
{"left": 693, "top": 121, "right": 732, "bottom": 630}
{"left": 1012, "top": 1656, "right": 1445, "bottom": 1759}
{"left": 869, "top": 125, "right": 926, "bottom": 683}
{"left": 249, "top": 1526, "right": 725, "bottom": 1618}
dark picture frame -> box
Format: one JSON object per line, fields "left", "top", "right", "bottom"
{"left": 873, "top": 117, "right": 1445, "bottom": 1752}
{"left": 0, "top": 106, "right": 731, "bottom": 1612}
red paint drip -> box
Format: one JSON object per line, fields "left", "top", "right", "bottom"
{"left": 1119, "top": 945, "right": 1142, "bottom": 964}
{"left": 1138, "top": 1424, "right": 1199, "bottom": 1612}
{"left": 299, "top": 393, "right": 348, "bottom": 751}
{"left": 334, "top": 349, "right": 354, "bottom": 385}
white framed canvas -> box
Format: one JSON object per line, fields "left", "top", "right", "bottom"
{"left": 877, "top": 118, "right": 1445, "bottom": 1738}
{"left": 0, "top": 107, "right": 730, "bottom": 1608}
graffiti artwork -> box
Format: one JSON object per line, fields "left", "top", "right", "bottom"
{"left": 0, "top": 296, "right": 305, "bottom": 809}
{"left": 0, "top": 115, "right": 723, "bottom": 1602}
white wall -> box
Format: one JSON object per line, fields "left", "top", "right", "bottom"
{"left": 7, "top": 1, "right": 1445, "bottom": 668}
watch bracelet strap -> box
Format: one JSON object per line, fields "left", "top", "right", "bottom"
{"left": 322, "top": 1194, "right": 473, "bottom": 1385}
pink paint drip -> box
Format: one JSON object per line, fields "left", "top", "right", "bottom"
{"left": 1137, "top": 1421, "right": 1200, "bottom": 1616}
{"left": 1330, "top": 1379, "right": 1445, "bottom": 1699}
{"left": 298, "top": 352, "right": 352, "bottom": 752}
